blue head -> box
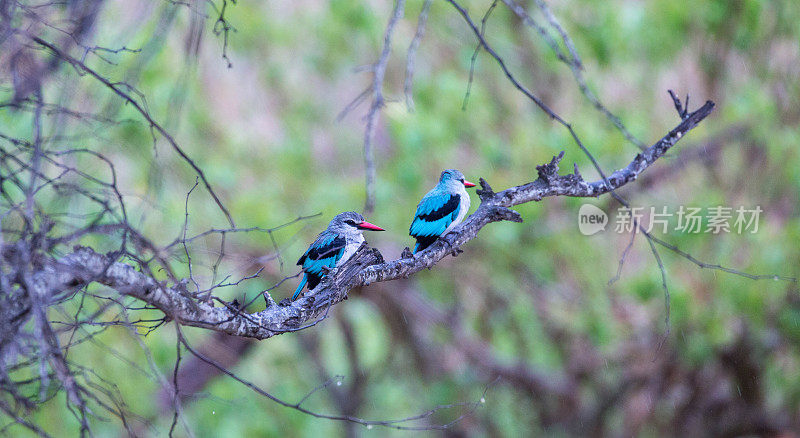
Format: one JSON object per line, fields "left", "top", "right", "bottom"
{"left": 327, "top": 211, "right": 385, "bottom": 236}
{"left": 438, "top": 169, "right": 476, "bottom": 190}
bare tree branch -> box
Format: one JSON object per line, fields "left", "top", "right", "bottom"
{"left": 28, "top": 35, "right": 236, "bottom": 227}
{"left": 362, "top": 0, "right": 405, "bottom": 215}
{"left": 4, "top": 99, "right": 717, "bottom": 340}
{"left": 404, "top": 0, "right": 433, "bottom": 111}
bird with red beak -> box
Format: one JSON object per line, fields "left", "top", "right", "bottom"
{"left": 409, "top": 169, "right": 476, "bottom": 253}
{"left": 293, "top": 211, "right": 384, "bottom": 300}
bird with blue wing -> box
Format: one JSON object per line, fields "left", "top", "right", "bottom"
{"left": 293, "top": 211, "right": 384, "bottom": 300}
{"left": 409, "top": 169, "right": 476, "bottom": 253}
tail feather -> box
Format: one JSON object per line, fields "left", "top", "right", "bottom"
{"left": 412, "top": 235, "right": 438, "bottom": 253}
{"left": 292, "top": 274, "right": 308, "bottom": 300}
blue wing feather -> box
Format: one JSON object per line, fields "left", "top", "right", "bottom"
{"left": 410, "top": 193, "right": 460, "bottom": 237}
{"left": 410, "top": 192, "right": 461, "bottom": 253}
{"left": 416, "top": 192, "right": 449, "bottom": 216}
{"left": 293, "top": 232, "right": 346, "bottom": 299}
{"left": 292, "top": 275, "right": 308, "bottom": 300}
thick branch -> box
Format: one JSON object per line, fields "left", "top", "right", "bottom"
{"left": 13, "top": 101, "right": 714, "bottom": 340}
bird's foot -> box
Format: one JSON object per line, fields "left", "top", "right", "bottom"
{"left": 198, "top": 292, "right": 214, "bottom": 306}
{"left": 443, "top": 232, "right": 459, "bottom": 246}
{"left": 437, "top": 233, "right": 463, "bottom": 256}
{"left": 263, "top": 291, "right": 277, "bottom": 308}
{"left": 401, "top": 247, "right": 414, "bottom": 259}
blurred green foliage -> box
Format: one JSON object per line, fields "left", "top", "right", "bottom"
{"left": 3, "top": 0, "right": 800, "bottom": 435}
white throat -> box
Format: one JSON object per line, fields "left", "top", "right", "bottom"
{"left": 442, "top": 185, "right": 470, "bottom": 235}
{"left": 337, "top": 232, "right": 365, "bottom": 267}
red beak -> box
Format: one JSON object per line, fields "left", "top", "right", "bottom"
{"left": 463, "top": 180, "right": 476, "bottom": 188}
{"left": 357, "top": 221, "right": 385, "bottom": 231}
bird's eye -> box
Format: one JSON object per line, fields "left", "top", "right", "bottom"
{"left": 345, "top": 220, "right": 356, "bottom": 226}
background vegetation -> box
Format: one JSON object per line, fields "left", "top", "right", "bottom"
{"left": 1, "top": 0, "right": 799, "bottom": 435}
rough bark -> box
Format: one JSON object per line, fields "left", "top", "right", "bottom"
{"left": 1, "top": 101, "right": 715, "bottom": 340}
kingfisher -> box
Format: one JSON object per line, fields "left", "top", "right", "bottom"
{"left": 292, "top": 211, "right": 384, "bottom": 300}
{"left": 409, "top": 169, "right": 476, "bottom": 253}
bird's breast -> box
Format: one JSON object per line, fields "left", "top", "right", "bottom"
{"left": 337, "top": 234, "right": 364, "bottom": 266}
